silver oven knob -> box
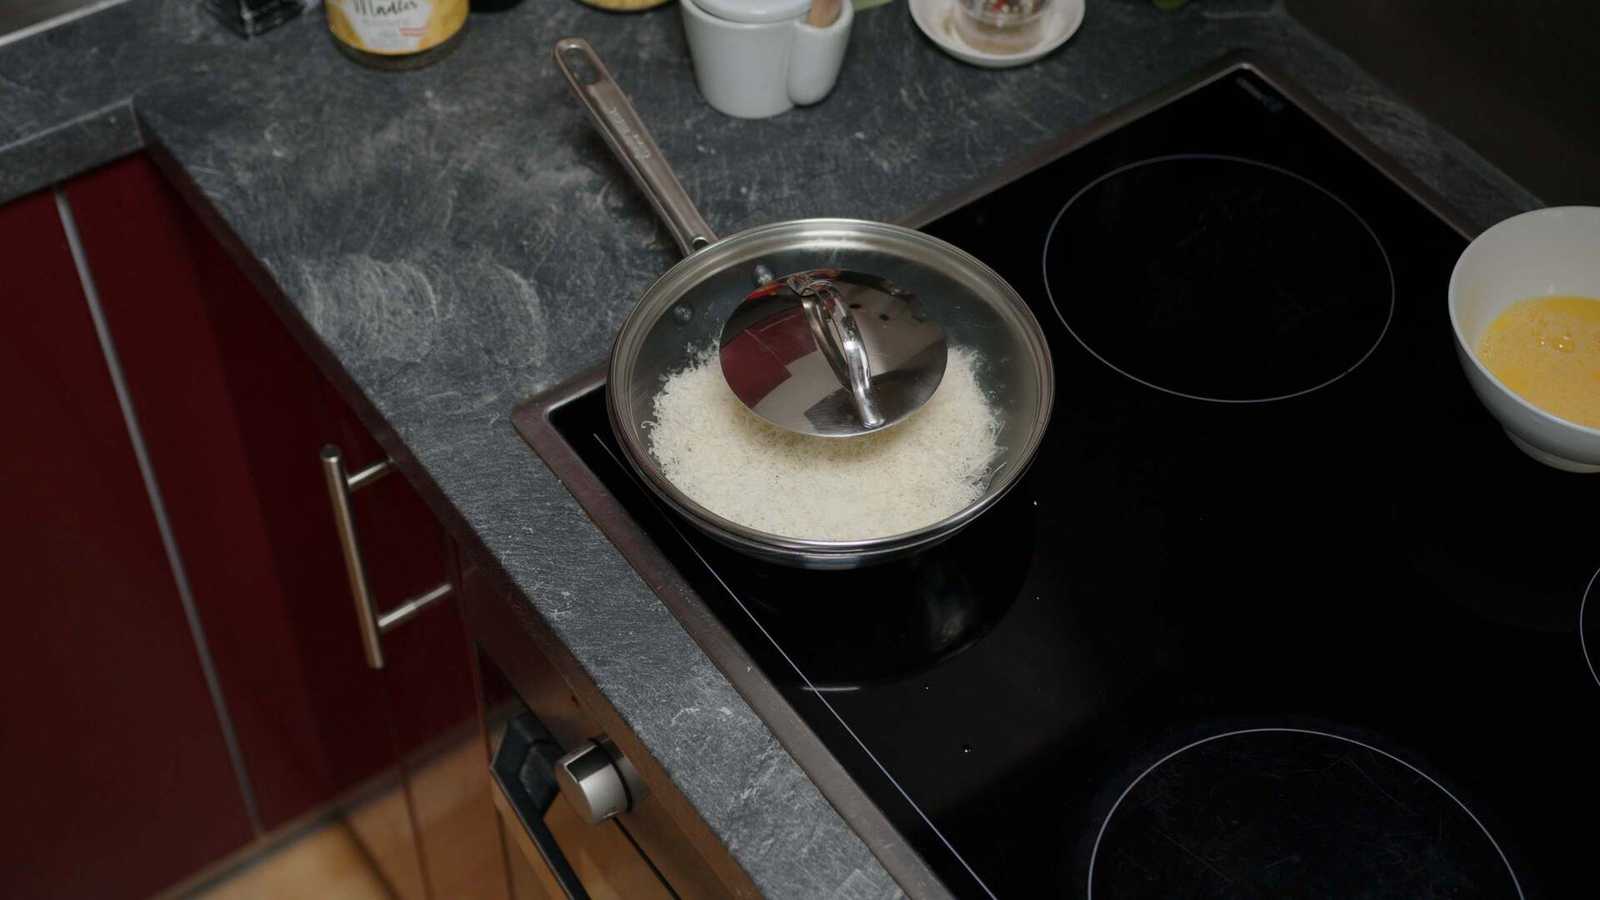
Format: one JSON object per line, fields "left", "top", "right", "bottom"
{"left": 554, "top": 737, "right": 645, "bottom": 824}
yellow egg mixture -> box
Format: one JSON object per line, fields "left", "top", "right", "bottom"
{"left": 1475, "top": 295, "right": 1600, "bottom": 428}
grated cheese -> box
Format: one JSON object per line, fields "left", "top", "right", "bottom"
{"left": 645, "top": 347, "right": 1001, "bottom": 541}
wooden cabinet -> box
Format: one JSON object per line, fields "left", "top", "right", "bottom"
{"left": 65, "top": 153, "right": 482, "bottom": 828}
{"left": 64, "top": 155, "right": 362, "bottom": 830}
{"left": 0, "top": 188, "right": 254, "bottom": 899}
{"left": 0, "top": 155, "right": 501, "bottom": 895}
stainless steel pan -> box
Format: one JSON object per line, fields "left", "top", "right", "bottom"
{"left": 555, "top": 38, "right": 1054, "bottom": 569}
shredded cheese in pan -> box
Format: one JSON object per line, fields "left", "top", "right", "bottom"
{"left": 646, "top": 347, "right": 1000, "bottom": 541}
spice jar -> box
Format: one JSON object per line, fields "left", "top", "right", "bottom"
{"left": 326, "top": 0, "right": 467, "bottom": 70}
{"left": 954, "top": 0, "right": 1049, "bottom": 55}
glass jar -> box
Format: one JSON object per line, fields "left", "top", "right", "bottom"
{"left": 954, "top": 0, "right": 1050, "bottom": 55}
{"left": 326, "top": 0, "right": 467, "bottom": 70}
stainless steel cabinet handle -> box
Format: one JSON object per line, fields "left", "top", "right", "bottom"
{"left": 320, "top": 445, "right": 452, "bottom": 669}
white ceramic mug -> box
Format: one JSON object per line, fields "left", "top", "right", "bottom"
{"left": 1448, "top": 206, "right": 1600, "bottom": 472}
{"left": 680, "top": 0, "right": 853, "bottom": 119}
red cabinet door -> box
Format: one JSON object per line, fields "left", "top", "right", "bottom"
{"left": 63, "top": 155, "right": 478, "bottom": 836}
{"left": 0, "top": 188, "right": 254, "bottom": 899}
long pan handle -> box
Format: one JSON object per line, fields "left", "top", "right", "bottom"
{"left": 554, "top": 38, "right": 719, "bottom": 257}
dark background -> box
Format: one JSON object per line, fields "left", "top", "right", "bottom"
{"left": 1288, "top": 0, "right": 1600, "bottom": 205}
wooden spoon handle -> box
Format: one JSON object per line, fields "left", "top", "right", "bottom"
{"left": 807, "top": 0, "right": 842, "bottom": 27}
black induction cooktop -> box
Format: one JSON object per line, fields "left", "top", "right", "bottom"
{"left": 521, "top": 60, "right": 1597, "bottom": 898}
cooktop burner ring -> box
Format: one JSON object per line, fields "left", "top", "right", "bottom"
{"left": 1042, "top": 154, "right": 1397, "bottom": 403}
{"left": 1582, "top": 567, "right": 1600, "bottom": 691}
{"left": 1086, "top": 726, "right": 1523, "bottom": 899}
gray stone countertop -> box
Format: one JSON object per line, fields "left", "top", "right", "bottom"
{"left": 1, "top": 0, "right": 1539, "bottom": 896}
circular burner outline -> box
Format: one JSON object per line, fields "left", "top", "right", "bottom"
{"left": 1582, "top": 566, "right": 1600, "bottom": 691}
{"left": 1086, "top": 726, "right": 1524, "bottom": 899}
{"left": 1041, "top": 154, "right": 1398, "bottom": 403}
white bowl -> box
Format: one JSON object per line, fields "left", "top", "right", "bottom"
{"left": 1448, "top": 206, "right": 1600, "bottom": 473}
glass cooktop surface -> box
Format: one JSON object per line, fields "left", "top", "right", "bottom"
{"left": 544, "top": 68, "right": 1596, "bottom": 897}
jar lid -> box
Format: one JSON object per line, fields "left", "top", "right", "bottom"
{"left": 690, "top": 0, "right": 812, "bottom": 25}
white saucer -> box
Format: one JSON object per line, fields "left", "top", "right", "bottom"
{"left": 909, "top": 0, "right": 1085, "bottom": 69}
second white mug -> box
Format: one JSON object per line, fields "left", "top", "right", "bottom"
{"left": 680, "top": 0, "right": 854, "bottom": 119}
